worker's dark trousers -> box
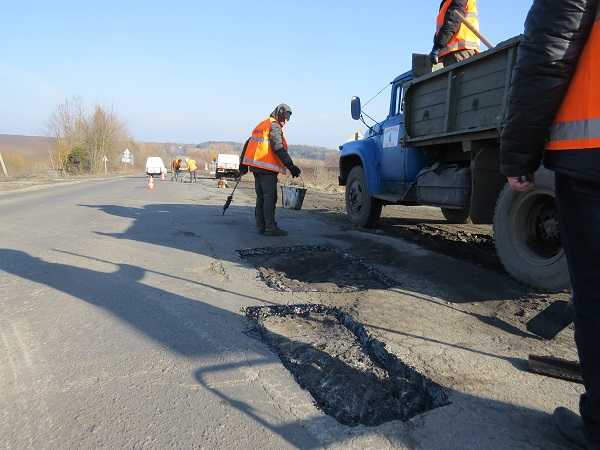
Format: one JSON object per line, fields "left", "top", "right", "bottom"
{"left": 254, "top": 172, "right": 278, "bottom": 231}
{"left": 556, "top": 173, "right": 600, "bottom": 444}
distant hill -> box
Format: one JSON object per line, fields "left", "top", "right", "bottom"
{"left": 0, "top": 134, "right": 337, "bottom": 162}
{"left": 195, "top": 141, "right": 336, "bottom": 161}
{"left": 287, "top": 144, "right": 337, "bottom": 161}
{"left": 0, "top": 134, "right": 54, "bottom": 158}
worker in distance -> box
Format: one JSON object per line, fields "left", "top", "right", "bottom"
{"left": 431, "top": 0, "right": 481, "bottom": 67}
{"left": 240, "top": 103, "right": 302, "bottom": 237}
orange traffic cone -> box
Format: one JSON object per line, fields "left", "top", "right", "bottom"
{"left": 148, "top": 176, "right": 155, "bottom": 190}
{"left": 160, "top": 172, "right": 165, "bottom": 181}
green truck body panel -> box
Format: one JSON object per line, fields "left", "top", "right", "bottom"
{"left": 404, "top": 37, "right": 521, "bottom": 147}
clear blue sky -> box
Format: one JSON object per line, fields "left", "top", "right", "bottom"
{"left": 1, "top": 1, "right": 532, "bottom": 148}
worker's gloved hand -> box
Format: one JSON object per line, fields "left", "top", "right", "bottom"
{"left": 430, "top": 47, "right": 440, "bottom": 65}
{"left": 507, "top": 175, "right": 535, "bottom": 193}
{"left": 289, "top": 165, "right": 301, "bottom": 178}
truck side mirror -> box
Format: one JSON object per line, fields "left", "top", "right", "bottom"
{"left": 351, "top": 97, "right": 361, "bottom": 120}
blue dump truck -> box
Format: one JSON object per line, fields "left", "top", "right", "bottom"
{"left": 339, "top": 38, "right": 567, "bottom": 292}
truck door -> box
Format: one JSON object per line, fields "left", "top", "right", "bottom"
{"left": 379, "top": 83, "right": 428, "bottom": 197}
{"left": 379, "top": 84, "right": 409, "bottom": 194}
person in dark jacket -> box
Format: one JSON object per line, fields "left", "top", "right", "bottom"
{"left": 240, "top": 104, "right": 301, "bottom": 237}
{"left": 500, "top": 1, "right": 600, "bottom": 448}
{"left": 431, "top": 0, "right": 480, "bottom": 67}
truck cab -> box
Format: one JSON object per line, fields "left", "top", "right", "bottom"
{"left": 338, "top": 42, "right": 568, "bottom": 292}
{"left": 340, "top": 72, "right": 433, "bottom": 227}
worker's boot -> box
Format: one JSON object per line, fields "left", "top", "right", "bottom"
{"left": 554, "top": 407, "right": 600, "bottom": 449}
{"left": 264, "top": 227, "right": 288, "bottom": 237}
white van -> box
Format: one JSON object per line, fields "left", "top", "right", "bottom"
{"left": 145, "top": 157, "right": 167, "bottom": 177}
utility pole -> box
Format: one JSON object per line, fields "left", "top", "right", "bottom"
{"left": 0, "top": 152, "right": 8, "bottom": 178}
{"left": 103, "top": 155, "right": 108, "bottom": 175}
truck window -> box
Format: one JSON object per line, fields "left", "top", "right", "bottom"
{"left": 396, "top": 86, "right": 404, "bottom": 115}
{"left": 390, "top": 84, "right": 403, "bottom": 116}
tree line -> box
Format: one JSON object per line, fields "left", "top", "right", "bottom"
{"left": 46, "top": 98, "right": 338, "bottom": 176}
{"left": 48, "top": 97, "right": 134, "bottom": 174}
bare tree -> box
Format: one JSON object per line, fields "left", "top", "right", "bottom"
{"left": 47, "top": 96, "right": 86, "bottom": 173}
{"left": 47, "top": 98, "right": 130, "bottom": 174}
{"left": 85, "top": 106, "right": 127, "bottom": 173}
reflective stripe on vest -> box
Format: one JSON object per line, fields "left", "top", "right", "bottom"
{"left": 436, "top": 0, "right": 481, "bottom": 57}
{"left": 442, "top": 40, "right": 481, "bottom": 53}
{"left": 241, "top": 157, "right": 286, "bottom": 173}
{"left": 249, "top": 136, "right": 267, "bottom": 143}
{"left": 546, "top": 5, "right": 600, "bottom": 152}
{"left": 242, "top": 117, "right": 289, "bottom": 174}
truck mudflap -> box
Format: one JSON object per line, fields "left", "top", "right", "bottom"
{"left": 416, "top": 164, "right": 471, "bottom": 209}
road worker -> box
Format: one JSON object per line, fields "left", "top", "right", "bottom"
{"left": 241, "top": 104, "right": 301, "bottom": 236}
{"left": 430, "top": 0, "right": 480, "bottom": 67}
{"left": 500, "top": 1, "right": 600, "bottom": 448}
{"left": 187, "top": 158, "right": 198, "bottom": 183}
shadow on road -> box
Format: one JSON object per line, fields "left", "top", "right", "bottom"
{"left": 194, "top": 358, "right": 569, "bottom": 449}
{"left": 0, "top": 249, "right": 245, "bottom": 357}
{"left": 79, "top": 202, "right": 532, "bottom": 302}
{"left": 0, "top": 249, "right": 570, "bottom": 449}
{"left": 52, "top": 248, "right": 279, "bottom": 306}
{"left": 74, "top": 202, "right": 546, "bottom": 342}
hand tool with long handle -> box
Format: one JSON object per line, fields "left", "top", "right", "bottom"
{"left": 222, "top": 179, "right": 241, "bottom": 215}
{"left": 455, "top": 10, "right": 494, "bottom": 50}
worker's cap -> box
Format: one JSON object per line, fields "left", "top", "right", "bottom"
{"left": 271, "top": 103, "right": 292, "bottom": 121}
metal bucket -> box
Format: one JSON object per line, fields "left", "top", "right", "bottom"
{"left": 281, "top": 185, "right": 307, "bottom": 210}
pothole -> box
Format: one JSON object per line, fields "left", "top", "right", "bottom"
{"left": 238, "top": 246, "right": 398, "bottom": 292}
{"left": 244, "top": 304, "right": 449, "bottom": 426}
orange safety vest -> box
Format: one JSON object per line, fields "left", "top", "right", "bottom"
{"left": 436, "top": 0, "right": 480, "bottom": 58}
{"left": 546, "top": 5, "right": 600, "bottom": 152}
{"left": 242, "top": 117, "right": 289, "bottom": 174}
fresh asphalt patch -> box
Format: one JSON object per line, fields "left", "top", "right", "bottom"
{"left": 238, "top": 245, "right": 398, "bottom": 293}
{"left": 244, "top": 304, "right": 449, "bottom": 426}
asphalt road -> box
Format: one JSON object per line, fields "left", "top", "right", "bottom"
{"left": 0, "top": 176, "right": 580, "bottom": 449}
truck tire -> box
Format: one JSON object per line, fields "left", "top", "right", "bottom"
{"left": 441, "top": 208, "right": 472, "bottom": 224}
{"left": 345, "top": 166, "right": 382, "bottom": 228}
{"left": 493, "top": 171, "right": 569, "bottom": 291}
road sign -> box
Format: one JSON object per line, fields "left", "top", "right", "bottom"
{"left": 121, "top": 148, "right": 134, "bottom": 165}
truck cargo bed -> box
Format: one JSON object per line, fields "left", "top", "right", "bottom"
{"left": 404, "top": 37, "right": 521, "bottom": 147}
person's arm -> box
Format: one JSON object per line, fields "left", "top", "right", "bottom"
{"left": 499, "top": 0, "right": 596, "bottom": 191}
{"left": 434, "top": 0, "right": 468, "bottom": 50}
{"left": 269, "top": 122, "right": 294, "bottom": 169}
{"left": 238, "top": 138, "right": 250, "bottom": 176}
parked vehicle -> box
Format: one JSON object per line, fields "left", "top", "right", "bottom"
{"left": 216, "top": 154, "right": 240, "bottom": 179}
{"left": 145, "top": 157, "right": 167, "bottom": 177}
{"left": 339, "top": 37, "right": 567, "bottom": 291}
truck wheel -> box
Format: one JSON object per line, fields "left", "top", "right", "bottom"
{"left": 345, "top": 166, "right": 382, "bottom": 228}
{"left": 493, "top": 171, "right": 569, "bottom": 291}
{"left": 441, "top": 208, "right": 472, "bottom": 224}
